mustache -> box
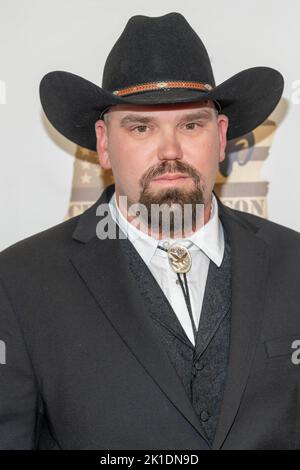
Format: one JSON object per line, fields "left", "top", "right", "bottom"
{"left": 140, "top": 161, "right": 201, "bottom": 189}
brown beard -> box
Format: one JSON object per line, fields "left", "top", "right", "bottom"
{"left": 138, "top": 161, "right": 205, "bottom": 238}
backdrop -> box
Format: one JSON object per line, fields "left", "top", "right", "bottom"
{"left": 1, "top": 0, "right": 299, "bottom": 251}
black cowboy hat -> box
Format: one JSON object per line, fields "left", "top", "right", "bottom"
{"left": 39, "top": 12, "right": 284, "bottom": 151}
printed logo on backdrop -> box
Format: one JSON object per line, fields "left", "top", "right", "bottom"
{"left": 65, "top": 119, "right": 277, "bottom": 220}
{"left": 65, "top": 146, "right": 114, "bottom": 219}
{"left": 214, "top": 119, "right": 276, "bottom": 218}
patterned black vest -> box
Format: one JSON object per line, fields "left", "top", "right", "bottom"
{"left": 120, "top": 226, "right": 232, "bottom": 446}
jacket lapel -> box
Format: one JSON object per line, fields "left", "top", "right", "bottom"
{"left": 212, "top": 193, "right": 271, "bottom": 449}
{"left": 193, "top": 236, "right": 232, "bottom": 362}
{"left": 70, "top": 184, "right": 210, "bottom": 447}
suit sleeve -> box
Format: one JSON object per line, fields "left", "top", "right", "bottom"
{"left": 0, "top": 276, "right": 39, "bottom": 449}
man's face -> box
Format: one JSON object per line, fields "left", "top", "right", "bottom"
{"left": 95, "top": 100, "right": 228, "bottom": 229}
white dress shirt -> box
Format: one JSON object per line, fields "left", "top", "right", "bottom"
{"left": 108, "top": 191, "right": 225, "bottom": 346}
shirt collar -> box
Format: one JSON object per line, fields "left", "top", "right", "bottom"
{"left": 108, "top": 190, "right": 224, "bottom": 267}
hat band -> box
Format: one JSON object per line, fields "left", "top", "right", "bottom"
{"left": 112, "top": 80, "right": 213, "bottom": 96}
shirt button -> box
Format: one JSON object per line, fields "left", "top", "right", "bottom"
{"left": 200, "top": 411, "right": 210, "bottom": 422}
{"left": 176, "top": 279, "right": 180, "bottom": 285}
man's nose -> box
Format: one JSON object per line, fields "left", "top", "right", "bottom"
{"left": 157, "top": 129, "right": 183, "bottom": 161}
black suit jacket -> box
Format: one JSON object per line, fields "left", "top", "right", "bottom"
{"left": 0, "top": 183, "right": 300, "bottom": 450}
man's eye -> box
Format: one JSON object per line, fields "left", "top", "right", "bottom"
{"left": 185, "top": 122, "right": 202, "bottom": 130}
{"left": 132, "top": 125, "right": 149, "bottom": 133}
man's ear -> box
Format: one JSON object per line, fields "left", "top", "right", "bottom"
{"left": 95, "top": 119, "right": 112, "bottom": 170}
{"left": 218, "top": 114, "right": 229, "bottom": 163}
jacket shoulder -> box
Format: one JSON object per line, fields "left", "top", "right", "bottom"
{"left": 0, "top": 215, "right": 81, "bottom": 270}
{"left": 228, "top": 206, "right": 300, "bottom": 248}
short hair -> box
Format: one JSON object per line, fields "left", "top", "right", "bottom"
{"left": 103, "top": 112, "right": 110, "bottom": 126}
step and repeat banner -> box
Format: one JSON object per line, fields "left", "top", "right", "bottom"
{"left": 0, "top": 0, "right": 299, "bottom": 250}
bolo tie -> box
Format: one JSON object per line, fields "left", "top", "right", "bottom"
{"left": 157, "top": 241, "right": 198, "bottom": 343}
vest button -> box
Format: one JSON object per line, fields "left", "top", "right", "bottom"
{"left": 192, "top": 362, "right": 204, "bottom": 377}
{"left": 200, "top": 410, "right": 210, "bottom": 422}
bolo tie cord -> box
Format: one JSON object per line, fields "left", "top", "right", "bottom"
{"left": 157, "top": 245, "right": 198, "bottom": 343}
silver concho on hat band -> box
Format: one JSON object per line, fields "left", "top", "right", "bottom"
{"left": 167, "top": 244, "right": 192, "bottom": 274}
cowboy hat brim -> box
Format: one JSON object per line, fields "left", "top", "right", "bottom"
{"left": 39, "top": 66, "right": 284, "bottom": 151}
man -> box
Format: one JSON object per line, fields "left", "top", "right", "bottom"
{"left": 0, "top": 12, "right": 299, "bottom": 450}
